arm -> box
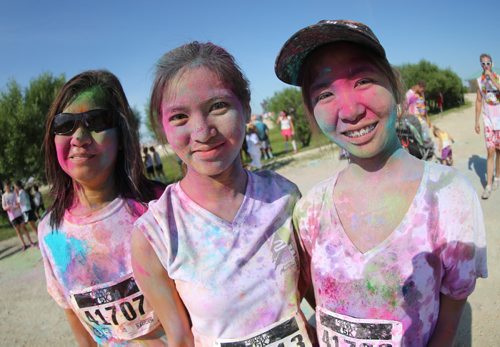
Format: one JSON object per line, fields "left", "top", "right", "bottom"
{"left": 289, "top": 117, "right": 296, "bottom": 135}
{"left": 427, "top": 295, "right": 466, "bottom": 347}
{"left": 64, "top": 309, "right": 97, "bottom": 347}
{"left": 131, "top": 229, "right": 194, "bottom": 347}
{"left": 1, "top": 195, "right": 8, "bottom": 211}
{"left": 484, "top": 70, "right": 500, "bottom": 90}
{"left": 475, "top": 89, "right": 482, "bottom": 134}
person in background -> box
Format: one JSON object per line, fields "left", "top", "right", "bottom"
{"left": 32, "top": 184, "right": 45, "bottom": 219}
{"left": 406, "top": 81, "right": 432, "bottom": 143}
{"left": 143, "top": 146, "right": 155, "bottom": 179}
{"left": 2, "top": 180, "right": 36, "bottom": 250}
{"left": 277, "top": 109, "right": 298, "bottom": 153}
{"left": 475, "top": 53, "right": 500, "bottom": 199}
{"left": 150, "top": 146, "right": 167, "bottom": 181}
{"left": 14, "top": 180, "right": 38, "bottom": 237}
{"left": 437, "top": 91, "right": 444, "bottom": 113}
{"left": 245, "top": 123, "right": 263, "bottom": 170}
{"left": 433, "top": 126, "right": 455, "bottom": 166}
{"left": 252, "top": 114, "right": 274, "bottom": 159}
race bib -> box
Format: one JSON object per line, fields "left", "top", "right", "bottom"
{"left": 70, "top": 273, "right": 159, "bottom": 342}
{"left": 215, "top": 313, "right": 311, "bottom": 347}
{"left": 317, "top": 307, "right": 403, "bottom": 347}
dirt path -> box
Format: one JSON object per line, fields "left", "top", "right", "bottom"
{"left": 0, "top": 94, "right": 497, "bottom": 346}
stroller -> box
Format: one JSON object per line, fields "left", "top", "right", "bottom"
{"left": 396, "top": 114, "right": 434, "bottom": 160}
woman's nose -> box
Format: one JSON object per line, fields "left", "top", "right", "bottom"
{"left": 190, "top": 117, "right": 217, "bottom": 142}
{"left": 337, "top": 93, "right": 365, "bottom": 123}
{"left": 70, "top": 125, "right": 92, "bottom": 146}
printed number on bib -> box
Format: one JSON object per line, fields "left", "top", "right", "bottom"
{"left": 70, "top": 274, "right": 159, "bottom": 341}
{"left": 215, "top": 314, "right": 311, "bottom": 347}
{"left": 317, "top": 307, "right": 402, "bottom": 347}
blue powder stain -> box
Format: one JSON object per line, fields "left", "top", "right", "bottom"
{"left": 44, "top": 232, "right": 88, "bottom": 275}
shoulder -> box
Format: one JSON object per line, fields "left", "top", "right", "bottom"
{"left": 423, "top": 162, "right": 478, "bottom": 207}
{"left": 134, "top": 183, "right": 176, "bottom": 230}
{"left": 250, "top": 170, "right": 300, "bottom": 197}
{"left": 37, "top": 212, "right": 54, "bottom": 242}
{"left": 297, "top": 175, "right": 335, "bottom": 211}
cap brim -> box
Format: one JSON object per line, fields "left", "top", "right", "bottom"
{"left": 275, "top": 22, "right": 386, "bottom": 86}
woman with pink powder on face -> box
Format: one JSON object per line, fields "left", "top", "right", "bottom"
{"left": 275, "top": 20, "right": 487, "bottom": 346}
{"left": 38, "top": 70, "right": 167, "bottom": 346}
{"left": 131, "top": 42, "right": 314, "bottom": 347}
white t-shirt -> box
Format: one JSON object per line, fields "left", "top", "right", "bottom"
{"left": 17, "top": 189, "right": 32, "bottom": 212}
{"left": 2, "top": 191, "right": 22, "bottom": 221}
{"left": 294, "top": 162, "right": 487, "bottom": 347}
{"left": 280, "top": 116, "right": 292, "bottom": 130}
{"left": 246, "top": 133, "right": 261, "bottom": 154}
{"left": 477, "top": 75, "right": 500, "bottom": 130}
{"left": 38, "top": 198, "right": 162, "bottom": 346}
{"left": 136, "top": 170, "right": 311, "bottom": 346}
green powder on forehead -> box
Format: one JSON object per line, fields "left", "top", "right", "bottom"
{"left": 68, "top": 86, "right": 107, "bottom": 106}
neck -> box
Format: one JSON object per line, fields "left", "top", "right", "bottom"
{"left": 180, "top": 159, "right": 248, "bottom": 203}
{"left": 72, "top": 176, "right": 118, "bottom": 211}
{"left": 350, "top": 132, "right": 403, "bottom": 169}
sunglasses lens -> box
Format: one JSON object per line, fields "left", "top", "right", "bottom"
{"left": 53, "top": 110, "right": 116, "bottom": 135}
{"left": 86, "top": 110, "right": 116, "bottom": 132}
{"left": 53, "top": 114, "right": 77, "bottom": 135}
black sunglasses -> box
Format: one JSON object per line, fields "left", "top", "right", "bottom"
{"left": 53, "top": 109, "right": 117, "bottom": 135}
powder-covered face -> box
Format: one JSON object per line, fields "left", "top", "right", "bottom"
{"left": 54, "top": 89, "right": 119, "bottom": 190}
{"left": 161, "top": 67, "right": 246, "bottom": 177}
{"left": 481, "top": 56, "right": 493, "bottom": 72}
{"left": 306, "top": 43, "right": 398, "bottom": 160}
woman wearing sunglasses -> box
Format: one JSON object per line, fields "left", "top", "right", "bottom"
{"left": 39, "top": 70, "right": 167, "bottom": 346}
{"left": 475, "top": 53, "right": 500, "bottom": 199}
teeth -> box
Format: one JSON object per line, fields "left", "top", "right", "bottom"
{"left": 344, "top": 124, "right": 376, "bottom": 138}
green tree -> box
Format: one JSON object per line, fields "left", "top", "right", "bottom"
{"left": 398, "top": 60, "right": 465, "bottom": 112}
{"left": 263, "top": 87, "right": 312, "bottom": 147}
{"left": 0, "top": 73, "right": 66, "bottom": 183}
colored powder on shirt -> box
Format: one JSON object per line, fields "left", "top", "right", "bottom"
{"left": 44, "top": 232, "right": 88, "bottom": 279}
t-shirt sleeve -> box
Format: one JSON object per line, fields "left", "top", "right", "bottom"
{"left": 38, "top": 220, "right": 71, "bottom": 309}
{"left": 134, "top": 205, "right": 172, "bottom": 275}
{"left": 440, "top": 178, "right": 488, "bottom": 300}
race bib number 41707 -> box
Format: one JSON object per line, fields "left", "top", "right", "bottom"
{"left": 317, "top": 307, "right": 403, "bottom": 347}
{"left": 70, "top": 274, "right": 159, "bottom": 342}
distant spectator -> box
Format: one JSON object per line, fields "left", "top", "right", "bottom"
{"left": 32, "top": 184, "right": 45, "bottom": 219}
{"left": 406, "top": 81, "right": 432, "bottom": 143}
{"left": 14, "top": 180, "right": 38, "bottom": 236}
{"left": 143, "top": 146, "right": 155, "bottom": 179}
{"left": 2, "top": 181, "right": 36, "bottom": 250}
{"left": 433, "top": 126, "right": 454, "bottom": 166}
{"left": 437, "top": 92, "right": 444, "bottom": 113}
{"left": 252, "top": 114, "right": 274, "bottom": 159}
{"left": 150, "top": 146, "right": 166, "bottom": 181}
{"left": 245, "top": 123, "right": 262, "bottom": 170}
{"left": 475, "top": 53, "right": 500, "bottom": 199}
{"left": 276, "top": 110, "right": 298, "bottom": 153}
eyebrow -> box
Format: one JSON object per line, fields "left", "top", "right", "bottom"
{"left": 162, "top": 92, "right": 234, "bottom": 114}
{"left": 310, "top": 65, "right": 378, "bottom": 93}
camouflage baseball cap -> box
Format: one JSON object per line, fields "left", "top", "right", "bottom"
{"left": 275, "top": 20, "right": 386, "bottom": 86}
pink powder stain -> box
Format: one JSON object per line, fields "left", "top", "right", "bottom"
{"left": 132, "top": 259, "right": 152, "bottom": 278}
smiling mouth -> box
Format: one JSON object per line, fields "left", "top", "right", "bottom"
{"left": 342, "top": 123, "right": 377, "bottom": 138}
{"left": 193, "top": 142, "right": 225, "bottom": 154}
{"left": 69, "top": 154, "right": 95, "bottom": 160}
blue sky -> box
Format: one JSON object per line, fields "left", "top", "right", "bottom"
{"left": 1, "top": 0, "right": 498, "bottom": 139}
